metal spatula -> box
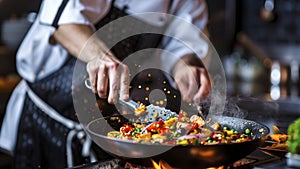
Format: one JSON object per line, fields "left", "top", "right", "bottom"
{"left": 84, "top": 79, "right": 178, "bottom": 124}
{"left": 118, "top": 99, "right": 178, "bottom": 123}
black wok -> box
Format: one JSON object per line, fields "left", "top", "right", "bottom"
{"left": 87, "top": 115, "right": 269, "bottom": 168}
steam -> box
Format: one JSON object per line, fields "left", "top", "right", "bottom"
{"left": 200, "top": 96, "right": 278, "bottom": 122}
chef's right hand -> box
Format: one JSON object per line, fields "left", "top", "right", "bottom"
{"left": 52, "top": 23, "right": 130, "bottom": 104}
{"left": 86, "top": 52, "right": 130, "bottom": 104}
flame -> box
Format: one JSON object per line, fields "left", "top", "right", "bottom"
{"left": 151, "top": 160, "right": 174, "bottom": 169}
{"left": 151, "top": 160, "right": 224, "bottom": 169}
{"left": 151, "top": 160, "right": 160, "bottom": 169}
{"left": 206, "top": 167, "right": 225, "bottom": 169}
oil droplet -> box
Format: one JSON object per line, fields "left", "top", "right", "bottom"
{"left": 138, "top": 85, "right": 142, "bottom": 89}
{"left": 147, "top": 73, "right": 152, "bottom": 77}
{"left": 145, "top": 87, "right": 150, "bottom": 91}
{"left": 167, "top": 90, "right": 171, "bottom": 94}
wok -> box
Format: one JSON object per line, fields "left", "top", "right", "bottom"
{"left": 87, "top": 115, "right": 269, "bottom": 168}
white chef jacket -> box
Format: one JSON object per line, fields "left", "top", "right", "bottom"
{"left": 0, "top": 0, "right": 208, "bottom": 154}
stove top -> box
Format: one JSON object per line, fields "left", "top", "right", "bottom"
{"left": 70, "top": 149, "right": 285, "bottom": 169}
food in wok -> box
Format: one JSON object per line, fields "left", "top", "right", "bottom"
{"left": 107, "top": 104, "right": 260, "bottom": 146}
{"left": 87, "top": 106, "right": 269, "bottom": 168}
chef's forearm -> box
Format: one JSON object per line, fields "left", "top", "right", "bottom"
{"left": 53, "top": 24, "right": 109, "bottom": 62}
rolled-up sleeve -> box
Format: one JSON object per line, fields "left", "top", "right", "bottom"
{"left": 39, "top": 0, "right": 110, "bottom": 28}
{"left": 161, "top": 0, "right": 209, "bottom": 74}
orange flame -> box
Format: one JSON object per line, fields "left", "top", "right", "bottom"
{"left": 206, "top": 166, "right": 225, "bottom": 169}
{"left": 151, "top": 160, "right": 224, "bottom": 169}
{"left": 151, "top": 160, "right": 174, "bottom": 169}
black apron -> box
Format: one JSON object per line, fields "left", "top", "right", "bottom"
{"left": 13, "top": 1, "right": 178, "bottom": 169}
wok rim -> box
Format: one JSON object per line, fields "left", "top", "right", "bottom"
{"left": 86, "top": 115, "right": 270, "bottom": 147}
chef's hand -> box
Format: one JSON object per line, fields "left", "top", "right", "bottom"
{"left": 52, "top": 24, "right": 130, "bottom": 104}
{"left": 172, "top": 54, "right": 211, "bottom": 103}
{"left": 86, "top": 52, "right": 130, "bottom": 104}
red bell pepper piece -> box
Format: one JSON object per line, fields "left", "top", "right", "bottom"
{"left": 120, "top": 124, "right": 134, "bottom": 136}
{"left": 146, "top": 120, "right": 164, "bottom": 132}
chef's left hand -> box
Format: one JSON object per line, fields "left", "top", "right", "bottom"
{"left": 172, "top": 54, "right": 212, "bottom": 103}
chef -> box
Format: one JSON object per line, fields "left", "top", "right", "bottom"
{"left": 0, "top": 0, "right": 211, "bottom": 168}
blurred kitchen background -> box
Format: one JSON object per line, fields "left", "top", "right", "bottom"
{"left": 0, "top": 0, "right": 300, "bottom": 168}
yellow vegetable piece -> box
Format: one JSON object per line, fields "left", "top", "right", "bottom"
{"left": 152, "top": 134, "right": 167, "bottom": 140}
{"left": 139, "top": 133, "right": 151, "bottom": 139}
{"left": 134, "top": 103, "right": 147, "bottom": 116}
{"left": 107, "top": 131, "right": 120, "bottom": 138}
{"left": 226, "top": 130, "right": 234, "bottom": 135}
{"left": 164, "top": 117, "right": 178, "bottom": 127}
{"left": 178, "top": 139, "right": 189, "bottom": 145}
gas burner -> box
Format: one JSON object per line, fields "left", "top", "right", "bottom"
{"left": 71, "top": 150, "right": 280, "bottom": 169}
{"left": 97, "top": 159, "right": 120, "bottom": 169}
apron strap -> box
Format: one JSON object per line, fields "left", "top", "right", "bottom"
{"left": 26, "top": 84, "right": 81, "bottom": 130}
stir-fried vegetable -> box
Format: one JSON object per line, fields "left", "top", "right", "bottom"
{"left": 134, "top": 103, "right": 147, "bottom": 116}
{"left": 107, "top": 109, "right": 253, "bottom": 145}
